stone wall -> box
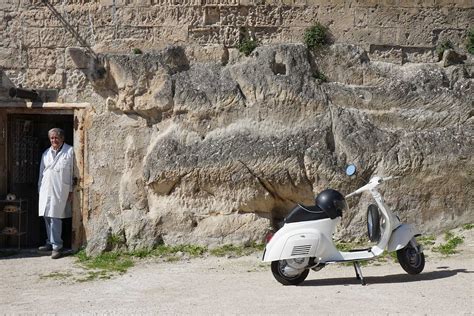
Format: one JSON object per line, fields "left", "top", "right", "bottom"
{"left": 0, "top": 0, "right": 472, "bottom": 93}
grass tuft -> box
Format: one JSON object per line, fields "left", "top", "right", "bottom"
{"left": 432, "top": 231, "right": 464, "bottom": 255}
{"left": 462, "top": 223, "right": 473, "bottom": 230}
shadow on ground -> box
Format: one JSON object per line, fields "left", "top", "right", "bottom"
{"left": 0, "top": 248, "right": 75, "bottom": 260}
{"left": 301, "top": 268, "right": 474, "bottom": 287}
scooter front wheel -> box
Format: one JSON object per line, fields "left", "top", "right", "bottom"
{"left": 271, "top": 259, "right": 310, "bottom": 285}
{"left": 397, "top": 244, "right": 425, "bottom": 274}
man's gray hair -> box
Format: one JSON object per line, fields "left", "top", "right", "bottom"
{"left": 48, "top": 128, "right": 65, "bottom": 139}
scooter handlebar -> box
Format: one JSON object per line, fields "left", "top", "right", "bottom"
{"left": 345, "top": 175, "right": 400, "bottom": 198}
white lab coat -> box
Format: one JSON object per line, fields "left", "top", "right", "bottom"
{"left": 38, "top": 143, "right": 74, "bottom": 218}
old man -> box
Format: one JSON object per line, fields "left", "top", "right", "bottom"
{"left": 38, "top": 128, "right": 74, "bottom": 259}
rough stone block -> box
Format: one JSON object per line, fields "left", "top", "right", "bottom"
{"left": 25, "top": 68, "right": 65, "bottom": 89}
{"left": 130, "top": 0, "right": 152, "bottom": 5}
{"left": 397, "top": 27, "right": 435, "bottom": 46}
{"left": 115, "top": 7, "right": 140, "bottom": 26}
{"left": 378, "top": 27, "right": 401, "bottom": 46}
{"left": 185, "top": 44, "right": 228, "bottom": 63}
{"left": 115, "top": 26, "right": 154, "bottom": 41}
{"left": 402, "top": 46, "right": 437, "bottom": 63}
{"left": 203, "top": 0, "right": 238, "bottom": 5}
{"left": 369, "top": 44, "right": 404, "bottom": 64}
{"left": 380, "top": 0, "right": 398, "bottom": 5}
{"left": 353, "top": 7, "right": 369, "bottom": 27}
{"left": 93, "top": 26, "right": 116, "bottom": 43}
{"left": 456, "top": 8, "right": 474, "bottom": 28}
{"left": 398, "top": 0, "right": 436, "bottom": 7}
{"left": 280, "top": 6, "right": 319, "bottom": 27}
{"left": 317, "top": 5, "right": 353, "bottom": 27}
{"left": 220, "top": 26, "right": 241, "bottom": 46}
{"left": 252, "top": 26, "right": 279, "bottom": 44}
{"left": 305, "top": 0, "right": 327, "bottom": 5}
{"left": 220, "top": 7, "right": 249, "bottom": 26}
{"left": 434, "top": 0, "right": 470, "bottom": 7}
{"left": 352, "top": 0, "right": 379, "bottom": 7}
{"left": 64, "top": 69, "right": 89, "bottom": 90}
{"left": 40, "top": 27, "right": 87, "bottom": 48}
{"left": 90, "top": 7, "right": 115, "bottom": 27}
{"left": 367, "top": 8, "right": 402, "bottom": 28}
{"left": 277, "top": 26, "right": 306, "bottom": 44}
{"left": 0, "top": 0, "right": 19, "bottom": 10}
{"left": 188, "top": 26, "right": 221, "bottom": 45}
{"left": 400, "top": 7, "right": 457, "bottom": 29}
{"left": 21, "top": 27, "right": 41, "bottom": 48}
{"left": 178, "top": 7, "right": 203, "bottom": 27}
{"left": 434, "top": 28, "right": 471, "bottom": 52}
{"left": 0, "top": 47, "right": 26, "bottom": 68}
{"left": 153, "top": 26, "right": 188, "bottom": 47}
{"left": 18, "top": 9, "right": 45, "bottom": 27}
{"left": 203, "top": 7, "right": 220, "bottom": 26}
{"left": 27, "top": 47, "right": 64, "bottom": 69}
{"left": 341, "top": 27, "right": 379, "bottom": 48}
{"left": 249, "top": 6, "right": 282, "bottom": 27}
{"left": 100, "top": 0, "right": 114, "bottom": 6}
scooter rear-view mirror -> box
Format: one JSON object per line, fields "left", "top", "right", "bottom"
{"left": 345, "top": 164, "right": 356, "bottom": 176}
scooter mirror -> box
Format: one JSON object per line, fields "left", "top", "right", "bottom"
{"left": 345, "top": 164, "right": 356, "bottom": 176}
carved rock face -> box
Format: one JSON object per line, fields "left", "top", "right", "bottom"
{"left": 84, "top": 44, "right": 473, "bottom": 254}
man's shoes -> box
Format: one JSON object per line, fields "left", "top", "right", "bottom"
{"left": 38, "top": 244, "right": 53, "bottom": 252}
{"left": 51, "top": 248, "right": 63, "bottom": 259}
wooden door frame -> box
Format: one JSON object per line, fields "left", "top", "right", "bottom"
{"left": 0, "top": 101, "right": 89, "bottom": 250}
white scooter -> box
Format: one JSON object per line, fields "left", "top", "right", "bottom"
{"left": 262, "top": 164, "right": 425, "bottom": 285}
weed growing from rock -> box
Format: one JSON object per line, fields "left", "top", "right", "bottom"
{"left": 238, "top": 27, "right": 258, "bottom": 56}
{"left": 132, "top": 48, "right": 143, "bottom": 54}
{"left": 304, "top": 22, "right": 329, "bottom": 50}
{"left": 238, "top": 37, "right": 258, "bottom": 56}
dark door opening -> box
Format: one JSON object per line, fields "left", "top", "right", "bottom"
{"left": 2, "top": 114, "right": 73, "bottom": 249}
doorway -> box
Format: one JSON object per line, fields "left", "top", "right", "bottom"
{"left": 2, "top": 114, "right": 74, "bottom": 248}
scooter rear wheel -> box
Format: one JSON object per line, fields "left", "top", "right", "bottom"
{"left": 271, "top": 260, "right": 309, "bottom": 285}
{"left": 397, "top": 244, "right": 425, "bottom": 274}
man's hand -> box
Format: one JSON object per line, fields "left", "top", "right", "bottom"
{"left": 68, "top": 192, "right": 73, "bottom": 202}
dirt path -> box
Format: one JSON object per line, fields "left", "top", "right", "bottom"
{"left": 1, "top": 231, "right": 473, "bottom": 315}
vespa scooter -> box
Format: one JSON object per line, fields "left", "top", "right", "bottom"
{"left": 262, "top": 164, "right": 425, "bottom": 285}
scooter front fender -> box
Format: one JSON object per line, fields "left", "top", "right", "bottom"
{"left": 387, "top": 223, "right": 421, "bottom": 252}
{"left": 263, "top": 227, "right": 322, "bottom": 262}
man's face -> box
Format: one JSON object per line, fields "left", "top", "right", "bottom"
{"left": 49, "top": 132, "right": 64, "bottom": 150}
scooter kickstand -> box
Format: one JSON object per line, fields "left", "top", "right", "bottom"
{"left": 353, "top": 262, "right": 366, "bottom": 286}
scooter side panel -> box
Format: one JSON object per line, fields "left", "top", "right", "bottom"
{"left": 387, "top": 223, "right": 420, "bottom": 252}
{"left": 280, "top": 233, "right": 320, "bottom": 260}
{"left": 262, "top": 218, "right": 339, "bottom": 262}
{"left": 263, "top": 228, "right": 322, "bottom": 262}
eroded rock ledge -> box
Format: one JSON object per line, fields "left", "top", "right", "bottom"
{"left": 82, "top": 44, "right": 472, "bottom": 254}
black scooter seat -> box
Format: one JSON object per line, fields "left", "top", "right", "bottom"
{"left": 284, "top": 204, "right": 332, "bottom": 224}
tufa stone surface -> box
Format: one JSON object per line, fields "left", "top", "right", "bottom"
{"left": 81, "top": 43, "right": 472, "bottom": 254}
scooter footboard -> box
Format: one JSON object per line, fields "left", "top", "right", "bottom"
{"left": 387, "top": 223, "right": 421, "bottom": 252}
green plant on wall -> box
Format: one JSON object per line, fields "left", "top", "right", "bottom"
{"left": 304, "top": 22, "right": 329, "bottom": 50}
{"left": 239, "top": 38, "right": 258, "bottom": 56}
{"left": 436, "top": 40, "right": 454, "bottom": 59}
{"left": 467, "top": 28, "right": 474, "bottom": 55}
{"left": 132, "top": 48, "right": 143, "bottom": 54}
{"left": 238, "top": 29, "right": 258, "bottom": 56}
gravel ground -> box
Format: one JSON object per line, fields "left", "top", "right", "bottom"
{"left": 1, "top": 228, "right": 473, "bottom": 315}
